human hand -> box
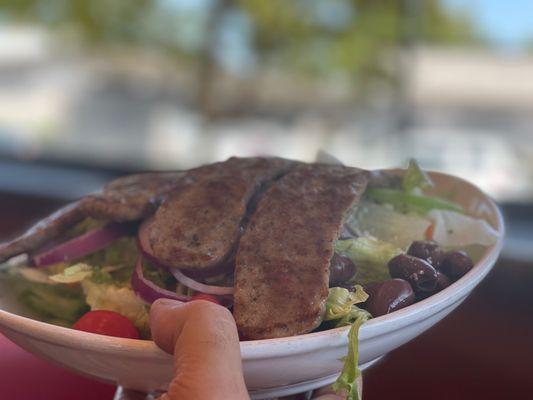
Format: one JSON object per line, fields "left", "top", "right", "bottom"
{"left": 150, "top": 298, "right": 250, "bottom": 400}
{"left": 116, "top": 299, "right": 353, "bottom": 400}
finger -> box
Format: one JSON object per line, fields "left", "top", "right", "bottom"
{"left": 150, "top": 299, "right": 249, "bottom": 400}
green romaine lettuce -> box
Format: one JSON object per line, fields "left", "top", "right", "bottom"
{"left": 402, "top": 159, "right": 433, "bottom": 192}
{"left": 325, "top": 286, "right": 371, "bottom": 400}
{"left": 6, "top": 272, "right": 88, "bottom": 326}
{"left": 333, "top": 312, "right": 370, "bottom": 400}
{"left": 365, "top": 188, "right": 464, "bottom": 215}
{"left": 348, "top": 201, "right": 431, "bottom": 249}
{"left": 335, "top": 237, "right": 401, "bottom": 284}
{"left": 325, "top": 287, "right": 368, "bottom": 321}
{"left": 50, "top": 263, "right": 93, "bottom": 283}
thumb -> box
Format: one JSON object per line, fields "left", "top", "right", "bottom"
{"left": 150, "top": 299, "right": 249, "bottom": 400}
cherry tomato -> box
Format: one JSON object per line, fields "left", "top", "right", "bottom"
{"left": 73, "top": 310, "right": 140, "bottom": 339}
{"left": 191, "top": 293, "right": 221, "bottom": 305}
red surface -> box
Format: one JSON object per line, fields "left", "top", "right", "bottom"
{"left": 0, "top": 334, "right": 115, "bottom": 400}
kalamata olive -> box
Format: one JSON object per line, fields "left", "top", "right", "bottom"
{"left": 416, "top": 271, "right": 452, "bottom": 300}
{"left": 436, "top": 271, "right": 451, "bottom": 290}
{"left": 439, "top": 250, "right": 473, "bottom": 281}
{"left": 364, "top": 279, "right": 415, "bottom": 317}
{"left": 407, "top": 240, "right": 444, "bottom": 268}
{"left": 362, "top": 282, "right": 382, "bottom": 297}
{"left": 388, "top": 254, "right": 438, "bottom": 293}
{"left": 329, "top": 253, "right": 357, "bottom": 286}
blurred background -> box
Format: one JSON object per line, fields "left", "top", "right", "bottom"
{"left": 0, "top": 1, "right": 532, "bottom": 399}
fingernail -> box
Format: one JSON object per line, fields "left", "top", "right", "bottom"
{"left": 151, "top": 298, "right": 184, "bottom": 310}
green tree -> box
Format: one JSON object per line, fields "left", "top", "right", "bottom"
{"left": 1, "top": 0, "right": 481, "bottom": 117}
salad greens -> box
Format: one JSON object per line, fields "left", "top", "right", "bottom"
{"left": 333, "top": 315, "right": 369, "bottom": 400}
{"left": 50, "top": 263, "right": 94, "bottom": 283}
{"left": 402, "top": 159, "right": 433, "bottom": 192}
{"left": 325, "top": 286, "right": 368, "bottom": 322}
{"left": 348, "top": 201, "right": 431, "bottom": 248}
{"left": 365, "top": 188, "right": 464, "bottom": 215}
{"left": 325, "top": 286, "right": 371, "bottom": 400}
{"left": 7, "top": 272, "right": 89, "bottom": 326}
{"left": 335, "top": 237, "right": 401, "bottom": 284}
{"left": 364, "top": 158, "right": 463, "bottom": 215}
{"left": 4, "top": 237, "right": 163, "bottom": 338}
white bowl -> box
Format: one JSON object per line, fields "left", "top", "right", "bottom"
{"left": 0, "top": 171, "right": 504, "bottom": 399}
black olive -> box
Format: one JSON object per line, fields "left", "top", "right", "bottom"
{"left": 407, "top": 240, "right": 444, "bottom": 268}
{"left": 439, "top": 251, "right": 473, "bottom": 281}
{"left": 388, "top": 254, "right": 438, "bottom": 293}
{"left": 329, "top": 254, "right": 357, "bottom": 286}
{"left": 416, "top": 271, "right": 452, "bottom": 300}
{"left": 436, "top": 271, "right": 451, "bottom": 290}
{"left": 365, "top": 279, "right": 415, "bottom": 317}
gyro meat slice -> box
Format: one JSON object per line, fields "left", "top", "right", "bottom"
{"left": 0, "top": 202, "right": 84, "bottom": 263}
{"left": 79, "top": 172, "right": 187, "bottom": 222}
{"left": 0, "top": 172, "right": 187, "bottom": 263}
{"left": 233, "top": 163, "right": 368, "bottom": 339}
{"left": 147, "top": 157, "right": 294, "bottom": 272}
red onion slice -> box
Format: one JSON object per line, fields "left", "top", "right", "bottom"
{"left": 131, "top": 256, "right": 191, "bottom": 304}
{"left": 171, "top": 267, "right": 234, "bottom": 296}
{"left": 32, "top": 223, "right": 130, "bottom": 267}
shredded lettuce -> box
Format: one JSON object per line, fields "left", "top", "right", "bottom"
{"left": 366, "top": 160, "right": 461, "bottom": 214}
{"left": 365, "top": 188, "right": 464, "bottom": 215}
{"left": 90, "top": 267, "right": 114, "bottom": 284}
{"left": 402, "top": 159, "right": 433, "bottom": 192}
{"left": 335, "top": 237, "right": 401, "bottom": 284}
{"left": 7, "top": 272, "right": 88, "bottom": 325}
{"left": 325, "top": 287, "right": 368, "bottom": 321}
{"left": 348, "top": 201, "right": 431, "bottom": 248}
{"left": 333, "top": 312, "right": 370, "bottom": 400}
{"left": 325, "top": 286, "right": 371, "bottom": 400}
{"left": 50, "top": 263, "right": 94, "bottom": 283}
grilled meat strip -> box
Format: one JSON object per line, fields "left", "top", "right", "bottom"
{"left": 233, "top": 163, "right": 368, "bottom": 339}
{"left": 0, "top": 202, "right": 84, "bottom": 264}
{"left": 147, "top": 157, "right": 294, "bottom": 272}
{"left": 0, "top": 172, "right": 186, "bottom": 263}
{"left": 79, "top": 172, "right": 186, "bottom": 222}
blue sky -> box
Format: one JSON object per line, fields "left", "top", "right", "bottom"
{"left": 445, "top": 0, "right": 533, "bottom": 48}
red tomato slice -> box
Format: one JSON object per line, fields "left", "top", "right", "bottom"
{"left": 73, "top": 310, "right": 140, "bottom": 339}
{"left": 191, "top": 293, "right": 221, "bottom": 305}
